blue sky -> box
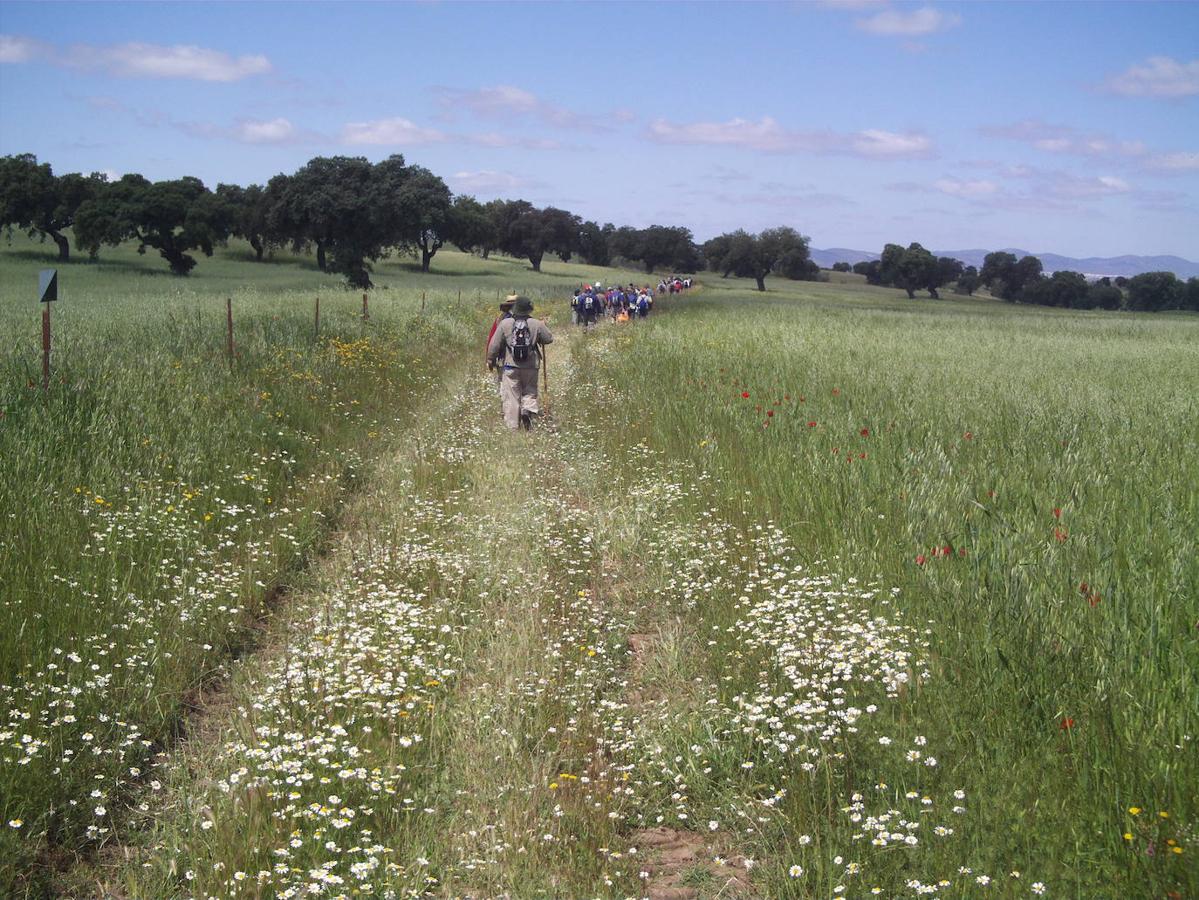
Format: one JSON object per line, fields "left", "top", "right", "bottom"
{"left": 1, "top": 1, "right": 1196, "bottom": 258}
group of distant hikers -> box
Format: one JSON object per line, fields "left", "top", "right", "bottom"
{"left": 485, "top": 276, "right": 694, "bottom": 430}
{"left": 569, "top": 276, "right": 692, "bottom": 327}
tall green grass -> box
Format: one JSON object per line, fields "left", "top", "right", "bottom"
{"left": 0, "top": 235, "right": 637, "bottom": 895}
{"left": 571, "top": 279, "right": 1199, "bottom": 896}
{"left": 3, "top": 232, "right": 1194, "bottom": 897}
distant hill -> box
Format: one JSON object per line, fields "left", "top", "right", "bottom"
{"left": 809, "top": 247, "right": 880, "bottom": 267}
{"left": 812, "top": 247, "right": 1199, "bottom": 279}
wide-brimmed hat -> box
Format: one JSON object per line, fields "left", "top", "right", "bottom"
{"left": 512, "top": 296, "right": 534, "bottom": 315}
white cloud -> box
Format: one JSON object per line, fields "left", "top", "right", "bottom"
{"left": 341, "top": 117, "right": 447, "bottom": 145}
{"left": 0, "top": 34, "right": 44, "bottom": 63}
{"left": 648, "top": 116, "right": 790, "bottom": 150}
{"left": 852, "top": 129, "right": 934, "bottom": 158}
{"left": 981, "top": 119, "right": 1198, "bottom": 178}
{"left": 1104, "top": 56, "right": 1199, "bottom": 98}
{"left": 232, "top": 118, "right": 298, "bottom": 144}
{"left": 982, "top": 119, "right": 1147, "bottom": 158}
{"left": 82, "top": 43, "right": 271, "bottom": 82}
{"left": 1144, "top": 152, "right": 1199, "bottom": 173}
{"left": 448, "top": 170, "right": 532, "bottom": 193}
{"left": 933, "top": 178, "right": 999, "bottom": 198}
{"left": 459, "top": 84, "right": 539, "bottom": 115}
{"left": 0, "top": 34, "right": 270, "bottom": 81}
{"left": 712, "top": 189, "right": 856, "bottom": 209}
{"left": 817, "top": 0, "right": 888, "bottom": 8}
{"left": 855, "top": 6, "right": 961, "bottom": 36}
{"left": 1033, "top": 138, "right": 1072, "bottom": 152}
{"left": 464, "top": 132, "right": 563, "bottom": 150}
{"left": 434, "top": 84, "right": 616, "bottom": 131}
{"left": 894, "top": 167, "right": 1140, "bottom": 212}
{"left": 1051, "top": 174, "right": 1131, "bottom": 198}
{"left": 646, "top": 116, "right": 934, "bottom": 159}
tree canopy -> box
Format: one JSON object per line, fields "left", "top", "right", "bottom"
{"left": 216, "top": 183, "right": 271, "bottom": 262}
{"left": 1125, "top": 271, "right": 1185, "bottom": 312}
{"left": 446, "top": 195, "right": 499, "bottom": 259}
{"left": 496, "top": 202, "right": 579, "bottom": 272}
{"left": 980, "top": 251, "right": 1043, "bottom": 301}
{"left": 0, "top": 154, "right": 104, "bottom": 261}
{"left": 74, "top": 174, "right": 232, "bottom": 275}
{"left": 703, "top": 227, "right": 811, "bottom": 291}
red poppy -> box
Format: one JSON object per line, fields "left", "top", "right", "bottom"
{"left": 1088, "top": 593, "right": 1101, "bottom": 608}
{"left": 1054, "top": 527, "right": 1068, "bottom": 543}
{"left": 767, "top": 410, "right": 775, "bottom": 417}
{"left": 741, "top": 391, "right": 750, "bottom": 399}
{"left": 808, "top": 421, "right": 817, "bottom": 428}
{"left": 860, "top": 428, "right": 870, "bottom": 437}
{"left": 915, "top": 554, "right": 927, "bottom": 566}
{"left": 832, "top": 388, "right": 841, "bottom": 396}
{"left": 942, "top": 545, "right": 951, "bottom": 556}
{"left": 858, "top": 452, "right": 867, "bottom": 459}
{"left": 1053, "top": 507, "right": 1062, "bottom": 519}
{"left": 964, "top": 431, "right": 973, "bottom": 440}
{"left": 1060, "top": 717, "right": 1075, "bottom": 730}
{"left": 1079, "top": 581, "right": 1089, "bottom": 594}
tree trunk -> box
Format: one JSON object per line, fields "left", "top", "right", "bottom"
{"left": 421, "top": 247, "right": 433, "bottom": 272}
{"left": 316, "top": 240, "right": 327, "bottom": 272}
{"left": 755, "top": 275, "right": 766, "bottom": 292}
{"left": 905, "top": 287, "right": 916, "bottom": 299}
{"left": 250, "top": 234, "right": 264, "bottom": 261}
{"left": 644, "top": 260, "right": 655, "bottom": 274}
{"left": 928, "top": 287, "right": 940, "bottom": 299}
{"left": 162, "top": 247, "right": 195, "bottom": 276}
{"left": 529, "top": 251, "right": 543, "bottom": 272}
{"left": 48, "top": 230, "right": 70, "bottom": 262}
{"left": 482, "top": 247, "right": 490, "bottom": 260}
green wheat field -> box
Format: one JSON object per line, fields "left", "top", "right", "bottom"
{"left": 1, "top": 236, "right": 1195, "bottom": 899}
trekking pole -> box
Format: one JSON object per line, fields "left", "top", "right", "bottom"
{"left": 542, "top": 345, "right": 549, "bottom": 395}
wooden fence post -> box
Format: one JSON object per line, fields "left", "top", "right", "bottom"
{"left": 41, "top": 304, "right": 51, "bottom": 390}
{"left": 226, "top": 297, "right": 234, "bottom": 363}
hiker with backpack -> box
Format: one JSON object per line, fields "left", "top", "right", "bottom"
{"left": 487, "top": 296, "right": 554, "bottom": 430}
{"left": 579, "top": 289, "right": 599, "bottom": 328}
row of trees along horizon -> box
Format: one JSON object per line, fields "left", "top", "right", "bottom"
{"left": 2, "top": 153, "right": 1196, "bottom": 312}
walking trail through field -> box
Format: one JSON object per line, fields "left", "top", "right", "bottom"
{"left": 116, "top": 326, "right": 766, "bottom": 899}
{"left": 119, "top": 323, "right": 979, "bottom": 899}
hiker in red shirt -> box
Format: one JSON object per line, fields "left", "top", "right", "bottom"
{"left": 487, "top": 294, "right": 516, "bottom": 395}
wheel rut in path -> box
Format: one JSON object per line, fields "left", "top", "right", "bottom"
{"left": 624, "top": 632, "right": 757, "bottom": 900}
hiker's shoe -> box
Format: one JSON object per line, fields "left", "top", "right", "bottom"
{"left": 519, "top": 413, "right": 532, "bottom": 430}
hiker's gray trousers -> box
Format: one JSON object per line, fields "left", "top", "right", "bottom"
{"left": 500, "top": 367, "right": 540, "bottom": 430}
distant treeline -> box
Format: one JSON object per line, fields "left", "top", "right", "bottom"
{"left": 3, "top": 153, "right": 1193, "bottom": 311}
{"left": 838, "top": 243, "right": 1199, "bottom": 312}
{"left": 0, "top": 153, "right": 745, "bottom": 289}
